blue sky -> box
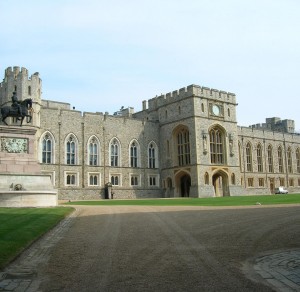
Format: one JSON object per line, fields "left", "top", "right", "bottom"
{"left": 1, "top": 0, "right": 299, "bottom": 130}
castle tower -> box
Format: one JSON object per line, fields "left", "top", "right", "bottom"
{"left": 0, "top": 66, "right": 42, "bottom": 127}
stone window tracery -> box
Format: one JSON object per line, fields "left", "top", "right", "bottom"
{"left": 177, "top": 128, "right": 190, "bottom": 166}
{"left": 88, "top": 137, "right": 99, "bottom": 166}
{"left": 66, "top": 135, "right": 77, "bottom": 165}
{"left": 278, "top": 146, "right": 284, "bottom": 173}
{"left": 246, "top": 142, "right": 252, "bottom": 172}
{"left": 89, "top": 174, "right": 98, "bottom": 186}
{"left": 257, "top": 143, "right": 263, "bottom": 172}
{"left": 296, "top": 148, "right": 300, "bottom": 173}
{"left": 267, "top": 145, "right": 274, "bottom": 173}
{"left": 130, "top": 141, "right": 139, "bottom": 168}
{"left": 110, "top": 138, "right": 120, "bottom": 167}
{"left": 111, "top": 175, "right": 120, "bottom": 186}
{"left": 65, "top": 172, "right": 77, "bottom": 186}
{"left": 130, "top": 175, "right": 139, "bottom": 186}
{"left": 148, "top": 142, "right": 158, "bottom": 168}
{"left": 209, "top": 127, "right": 224, "bottom": 165}
{"left": 42, "top": 134, "right": 52, "bottom": 164}
{"left": 287, "top": 147, "right": 293, "bottom": 173}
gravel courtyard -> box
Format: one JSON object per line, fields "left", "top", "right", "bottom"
{"left": 3, "top": 205, "right": 300, "bottom": 291}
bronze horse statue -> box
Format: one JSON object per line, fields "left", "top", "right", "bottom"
{"left": 1, "top": 98, "right": 33, "bottom": 126}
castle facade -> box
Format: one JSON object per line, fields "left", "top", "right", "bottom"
{"left": 1, "top": 66, "right": 300, "bottom": 199}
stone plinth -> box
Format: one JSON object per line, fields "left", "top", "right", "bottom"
{"left": 0, "top": 126, "right": 57, "bottom": 207}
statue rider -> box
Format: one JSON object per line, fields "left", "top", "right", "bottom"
{"left": 11, "top": 91, "right": 21, "bottom": 116}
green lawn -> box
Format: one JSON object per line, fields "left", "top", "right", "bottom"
{"left": 0, "top": 207, "right": 74, "bottom": 269}
{"left": 66, "top": 194, "right": 300, "bottom": 206}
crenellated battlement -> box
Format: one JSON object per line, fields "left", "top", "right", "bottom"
{"left": 145, "top": 84, "right": 236, "bottom": 111}
{"left": 3, "top": 66, "right": 40, "bottom": 81}
{"left": 0, "top": 67, "right": 42, "bottom": 104}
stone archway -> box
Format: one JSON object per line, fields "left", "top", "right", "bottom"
{"left": 174, "top": 171, "right": 191, "bottom": 197}
{"left": 212, "top": 171, "right": 230, "bottom": 197}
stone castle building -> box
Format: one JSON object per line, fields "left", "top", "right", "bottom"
{"left": 1, "top": 66, "right": 300, "bottom": 199}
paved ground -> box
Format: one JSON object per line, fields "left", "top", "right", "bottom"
{"left": 1, "top": 204, "right": 300, "bottom": 292}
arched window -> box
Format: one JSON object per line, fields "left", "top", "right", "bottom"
{"left": 66, "top": 174, "right": 76, "bottom": 185}
{"left": 209, "top": 127, "right": 224, "bottom": 164}
{"left": 177, "top": 128, "right": 190, "bottom": 166}
{"left": 111, "top": 175, "right": 120, "bottom": 186}
{"left": 130, "top": 140, "right": 139, "bottom": 167}
{"left": 296, "top": 148, "right": 300, "bottom": 173}
{"left": 231, "top": 173, "right": 236, "bottom": 185}
{"left": 287, "top": 147, "right": 293, "bottom": 173}
{"left": 89, "top": 175, "right": 98, "bottom": 185}
{"left": 204, "top": 172, "right": 209, "bottom": 185}
{"left": 278, "top": 146, "right": 284, "bottom": 173}
{"left": 267, "top": 145, "right": 274, "bottom": 173}
{"left": 28, "top": 86, "right": 31, "bottom": 96}
{"left": 110, "top": 138, "right": 120, "bottom": 167}
{"left": 66, "top": 134, "right": 77, "bottom": 165}
{"left": 42, "top": 133, "right": 53, "bottom": 164}
{"left": 245, "top": 142, "right": 252, "bottom": 172}
{"left": 256, "top": 143, "right": 263, "bottom": 172}
{"left": 148, "top": 142, "right": 158, "bottom": 168}
{"left": 88, "top": 136, "right": 99, "bottom": 166}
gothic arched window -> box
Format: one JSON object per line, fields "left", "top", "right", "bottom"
{"left": 130, "top": 140, "right": 139, "bottom": 167}
{"left": 66, "top": 135, "right": 77, "bottom": 165}
{"left": 110, "top": 138, "right": 120, "bottom": 167}
{"left": 278, "top": 146, "right": 284, "bottom": 173}
{"left": 296, "top": 148, "right": 300, "bottom": 173}
{"left": 246, "top": 142, "right": 252, "bottom": 172}
{"left": 257, "top": 144, "right": 263, "bottom": 172}
{"left": 148, "top": 142, "right": 158, "bottom": 168}
{"left": 42, "top": 133, "right": 53, "bottom": 164}
{"left": 287, "top": 147, "right": 293, "bottom": 173}
{"left": 267, "top": 145, "right": 274, "bottom": 173}
{"left": 210, "top": 127, "right": 224, "bottom": 164}
{"left": 177, "top": 128, "right": 190, "bottom": 166}
{"left": 88, "top": 136, "right": 99, "bottom": 166}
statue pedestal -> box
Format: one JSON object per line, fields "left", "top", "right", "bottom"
{"left": 0, "top": 126, "right": 57, "bottom": 207}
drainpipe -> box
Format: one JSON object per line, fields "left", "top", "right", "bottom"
{"left": 283, "top": 133, "right": 289, "bottom": 187}
{"left": 58, "top": 121, "right": 61, "bottom": 188}
{"left": 81, "top": 122, "right": 85, "bottom": 189}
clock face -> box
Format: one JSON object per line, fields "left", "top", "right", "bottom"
{"left": 212, "top": 105, "right": 220, "bottom": 116}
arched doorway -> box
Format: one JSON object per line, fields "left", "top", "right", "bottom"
{"left": 212, "top": 171, "right": 229, "bottom": 197}
{"left": 180, "top": 175, "right": 191, "bottom": 197}
{"left": 174, "top": 171, "right": 191, "bottom": 197}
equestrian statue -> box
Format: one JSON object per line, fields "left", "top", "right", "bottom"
{"left": 1, "top": 92, "right": 33, "bottom": 126}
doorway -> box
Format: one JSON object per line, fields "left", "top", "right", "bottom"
{"left": 180, "top": 175, "right": 191, "bottom": 197}
{"left": 212, "top": 171, "right": 229, "bottom": 197}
